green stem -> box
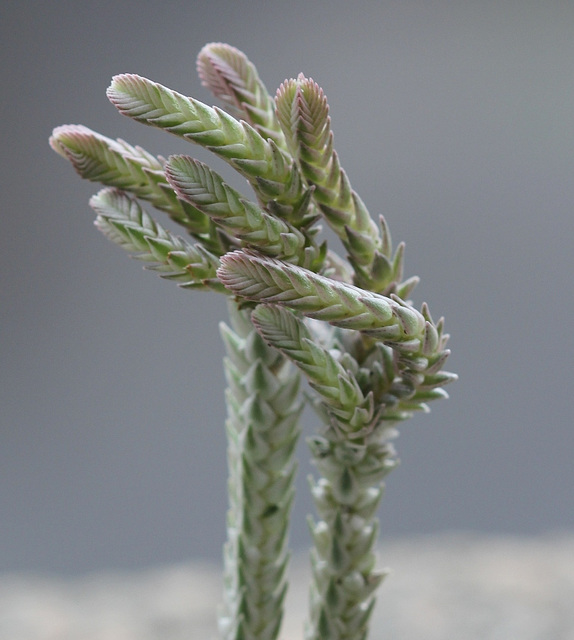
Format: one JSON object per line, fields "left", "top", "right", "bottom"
{"left": 219, "top": 301, "right": 303, "bottom": 640}
{"left": 305, "top": 423, "right": 397, "bottom": 640}
{"left": 250, "top": 304, "right": 399, "bottom": 640}
{"left": 106, "top": 74, "right": 313, "bottom": 228}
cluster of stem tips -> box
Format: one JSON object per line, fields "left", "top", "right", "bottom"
{"left": 51, "top": 42, "right": 456, "bottom": 640}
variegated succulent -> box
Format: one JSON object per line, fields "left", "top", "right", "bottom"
{"left": 50, "top": 42, "right": 456, "bottom": 640}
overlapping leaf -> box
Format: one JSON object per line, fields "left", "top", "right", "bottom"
{"left": 275, "top": 76, "right": 388, "bottom": 290}
{"left": 107, "top": 74, "right": 314, "bottom": 227}
{"left": 91, "top": 187, "right": 224, "bottom": 292}
{"left": 197, "top": 42, "right": 287, "bottom": 150}
{"left": 49, "top": 125, "right": 219, "bottom": 250}
{"left": 219, "top": 304, "right": 302, "bottom": 640}
{"left": 218, "top": 251, "right": 456, "bottom": 410}
{"left": 165, "top": 155, "right": 324, "bottom": 269}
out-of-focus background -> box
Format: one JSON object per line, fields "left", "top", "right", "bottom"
{"left": 2, "top": 0, "right": 573, "bottom": 576}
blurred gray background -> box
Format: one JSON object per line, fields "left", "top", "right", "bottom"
{"left": 1, "top": 0, "right": 573, "bottom": 575}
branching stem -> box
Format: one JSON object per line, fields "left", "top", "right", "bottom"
{"left": 219, "top": 302, "right": 303, "bottom": 640}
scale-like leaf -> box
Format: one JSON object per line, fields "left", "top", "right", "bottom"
{"left": 165, "top": 155, "right": 320, "bottom": 267}
{"left": 91, "top": 188, "right": 223, "bottom": 292}
{"left": 50, "top": 125, "right": 214, "bottom": 245}
{"left": 107, "top": 74, "right": 310, "bottom": 225}
{"left": 276, "top": 76, "right": 383, "bottom": 288}
{"left": 252, "top": 304, "right": 371, "bottom": 432}
{"left": 218, "top": 251, "right": 418, "bottom": 338}
{"left": 218, "top": 251, "right": 456, "bottom": 405}
{"left": 197, "top": 42, "right": 287, "bottom": 150}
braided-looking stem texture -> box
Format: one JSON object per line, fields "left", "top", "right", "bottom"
{"left": 165, "top": 154, "right": 324, "bottom": 270}
{"left": 220, "top": 251, "right": 456, "bottom": 638}
{"left": 218, "top": 251, "right": 456, "bottom": 415}
{"left": 275, "top": 76, "right": 383, "bottom": 290}
{"left": 219, "top": 251, "right": 426, "bottom": 346}
{"left": 90, "top": 188, "right": 224, "bottom": 293}
{"left": 219, "top": 301, "right": 303, "bottom": 640}
{"left": 251, "top": 304, "right": 397, "bottom": 639}
{"left": 106, "top": 74, "right": 313, "bottom": 228}
{"left": 197, "top": 42, "right": 288, "bottom": 151}
{"left": 49, "top": 124, "right": 222, "bottom": 253}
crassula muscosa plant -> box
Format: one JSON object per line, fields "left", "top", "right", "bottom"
{"left": 50, "top": 42, "right": 456, "bottom": 640}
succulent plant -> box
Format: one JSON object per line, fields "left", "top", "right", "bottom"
{"left": 50, "top": 42, "right": 456, "bottom": 640}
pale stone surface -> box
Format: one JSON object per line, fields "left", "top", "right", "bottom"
{"left": 1, "top": 534, "right": 573, "bottom": 640}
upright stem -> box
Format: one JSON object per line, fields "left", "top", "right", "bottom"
{"left": 305, "top": 426, "right": 398, "bottom": 640}
{"left": 219, "top": 300, "right": 303, "bottom": 640}
{"left": 304, "top": 334, "right": 401, "bottom": 640}
{"left": 243, "top": 303, "right": 404, "bottom": 640}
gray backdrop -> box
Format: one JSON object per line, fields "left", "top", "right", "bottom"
{"left": 2, "top": 0, "right": 573, "bottom": 575}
